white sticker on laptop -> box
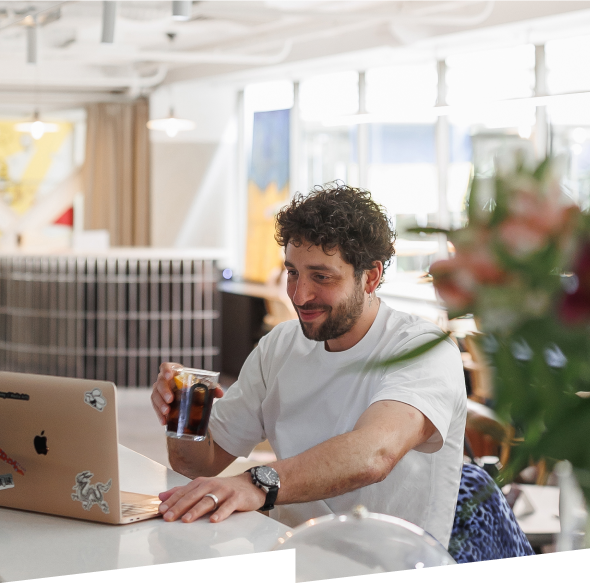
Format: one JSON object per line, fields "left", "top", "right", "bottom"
{"left": 0, "top": 473, "right": 14, "bottom": 490}
{"left": 84, "top": 388, "right": 107, "bottom": 412}
{"left": 71, "top": 471, "right": 112, "bottom": 514}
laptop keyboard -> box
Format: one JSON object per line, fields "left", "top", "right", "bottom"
{"left": 122, "top": 502, "right": 160, "bottom": 516}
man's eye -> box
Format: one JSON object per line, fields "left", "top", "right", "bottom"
{"left": 287, "top": 270, "right": 297, "bottom": 277}
{"left": 315, "top": 274, "right": 329, "bottom": 281}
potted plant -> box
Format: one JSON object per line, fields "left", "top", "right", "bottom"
{"left": 384, "top": 154, "right": 590, "bottom": 544}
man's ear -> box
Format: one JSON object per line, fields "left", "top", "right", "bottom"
{"left": 365, "top": 261, "right": 383, "bottom": 294}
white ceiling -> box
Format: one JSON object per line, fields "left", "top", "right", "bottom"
{"left": 2, "top": 0, "right": 590, "bottom": 113}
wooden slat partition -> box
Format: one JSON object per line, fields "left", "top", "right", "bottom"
{"left": 0, "top": 253, "right": 221, "bottom": 387}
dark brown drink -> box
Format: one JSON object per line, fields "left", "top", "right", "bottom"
{"left": 166, "top": 368, "right": 219, "bottom": 441}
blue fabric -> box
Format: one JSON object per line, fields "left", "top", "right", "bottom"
{"left": 448, "top": 464, "right": 535, "bottom": 563}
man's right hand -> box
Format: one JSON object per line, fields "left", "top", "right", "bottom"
{"left": 151, "top": 362, "right": 224, "bottom": 426}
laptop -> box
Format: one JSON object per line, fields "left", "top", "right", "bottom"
{"left": 0, "top": 371, "right": 162, "bottom": 524}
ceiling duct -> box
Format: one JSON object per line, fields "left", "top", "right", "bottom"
{"left": 172, "top": 1, "right": 191, "bottom": 21}
{"left": 101, "top": 1, "right": 117, "bottom": 44}
{"left": 26, "top": 19, "right": 37, "bottom": 64}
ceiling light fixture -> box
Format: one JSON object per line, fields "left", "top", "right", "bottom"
{"left": 15, "top": 110, "right": 59, "bottom": 140}
{"left": 101, "top": 1, "right": 117, "bottom": 43}
{"left": 25, "top": 14, "right": 37, "bottom": 63}
{"left": 146, "top": 32, "right": 195, "bottom": 138}
{"left": 147, "top": 108, "right": 195, "bottom": 137}
{"left": 172, "top": 1, "right": 191, "bottom": 21}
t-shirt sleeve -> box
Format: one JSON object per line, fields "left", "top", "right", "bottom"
{"left": 369, "top": 334, "right": 464, "bottom": 454}
{"left": 208, "top": 344, "right": 267, "bottom": 458}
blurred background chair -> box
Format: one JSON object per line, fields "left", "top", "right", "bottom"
{"left": 261, "top": 267, "right": 297, "bottom": 333}
{"left": 449, "top": 463, "right": 535, "bottom": 563}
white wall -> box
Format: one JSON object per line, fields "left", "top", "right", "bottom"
{"left": 149, "top": 80, "right": 241, "bottom": 271}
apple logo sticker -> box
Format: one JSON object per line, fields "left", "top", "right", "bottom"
{"left": 34, "top": 431, "right": 48, "bottom": 455}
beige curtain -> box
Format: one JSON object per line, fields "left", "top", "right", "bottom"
{"left": 83, "top": 99, "right": 151, "bottom": 246}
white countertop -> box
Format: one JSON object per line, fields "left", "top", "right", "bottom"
{"left": 514, "top": 484, "right": 561, "bottom": 547}
{"left": 0, "top": 446, "right": 289, "bottom": 582}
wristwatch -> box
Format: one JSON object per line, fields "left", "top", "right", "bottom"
{"left": 248, "top": 466, "right": 280, "bottom": 511}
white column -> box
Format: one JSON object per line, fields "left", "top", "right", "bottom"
{"left": 534, "top": 44, "right": 549, "bottom": 160}
{"left": 235, "top": 89, "right": 248, "bottom": 277}
{"left": 358, "top": 71, "right": 368, "bottom": 189}
{"left": 26, "top": 21, "right": 38, "bottom": 63}
{"left": 101, "top": 1, "right": 117, "bottom": 44}
{"left": 435, "top": 60, "right": 450, "bottom": 258}
{"left": 290, "top": 81, "right": 302, "bottom": 197}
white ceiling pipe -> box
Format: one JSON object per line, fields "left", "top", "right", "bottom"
{"left": 165, "top": 2, "right": 493, "bottom": 60}
{"left": 0, "top": 0, "right": 79, "bottom": 31}
{"left": 0, "top": 64, "right": 168, "bottom": 90}
{"left": 207, "top": 6, "right": 493, "bottom": 60}
{"left": 22, "top": 41, "right": 293, "bottom": 67}
{"left": 394, "top": 1, "right": 495, "bottom": 26}
{"left": 100, "top": 42, "right": 293, "bottom": 65}
{"left": 400, "top": 0, "right": 493, "bottom": 19}
{"left": 26, "top": 22, "right": 37, "bottom": 64}
{"left": 0, "top": 94, "right": 136, "bottom": 114}
{"left": 172, "top": 1, "right": 191, "bottom": 21}
{"left": 189, "top": 1, "right": 489, "bottom": 24}
{"left": 101, "top": 1, "right": 117, "bottom": 44}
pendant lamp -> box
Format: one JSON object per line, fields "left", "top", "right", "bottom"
{"left": 146, "top": 34, "right": 195, "bottom": 137}
{"left": 15, "top": 110, "right": 58, "bottom": 140}
{"left": 147, "top": 108, "right": 195, "bottom": 137}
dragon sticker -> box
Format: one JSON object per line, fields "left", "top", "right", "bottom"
{"left": 84, "top": 388, "right": 107, "bottom": 412}
{"left": 0, "top": 473, "right": 14, "bottom": 490}
{"left": 71, "top": 471, "right": 112, "bottom": 514}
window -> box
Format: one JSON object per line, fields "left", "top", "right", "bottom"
{"left": 446, "top": 44, "right": 537, "bottom": 225}
{"left": 300, "top": 71, "right": 359, "bottom": 189}
{"left": 546, "top": 35, "right": 590, "bottom": 210}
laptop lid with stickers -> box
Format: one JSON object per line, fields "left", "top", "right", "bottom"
{"left": 0, "top": 372, "right": 160, "bottom": 524}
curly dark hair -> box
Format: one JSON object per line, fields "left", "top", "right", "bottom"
{"left": 275, "top": 182, "right": 396, "bottom": 286}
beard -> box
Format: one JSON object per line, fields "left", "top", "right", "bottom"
{"left": 295, "top": 280, "right": 365, "bottom": 342}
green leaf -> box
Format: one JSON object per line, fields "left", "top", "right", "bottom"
{"left": 533, "top": 157, "right": 552, "bottom": 181}
{"left": 363, "top": 333, "right": 451, "bottom": 370}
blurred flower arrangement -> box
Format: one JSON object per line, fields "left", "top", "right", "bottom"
{"left": 422, "top": 156, "right": 590, "bottom": 506}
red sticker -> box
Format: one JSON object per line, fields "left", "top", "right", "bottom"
{"left": 0, "top": 447, "right": 25, "bottom": 475}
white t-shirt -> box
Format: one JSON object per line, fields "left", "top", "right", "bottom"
{"left": 209, "top": 302, "right": 466, "bottom": 548}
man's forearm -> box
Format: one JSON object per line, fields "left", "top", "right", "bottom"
{"left": 167, "top": 430, "right": 234, "bottom": 479}
{"left": 269, "top": 400, "right": 434, "bottom": 506}
{"left": 269, "top": 428, "right": 396, "bottom": 505}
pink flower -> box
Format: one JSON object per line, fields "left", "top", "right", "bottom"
{"left": 430, "top": 259, "right": 474, "bottom": 312}
{"left": 498, "top": 219, "right": 548, "bottom": 258}
{"left": 495, "top": 178, "right": 579, "bottom": 258}
{"left": 430, "top": 250, "right": 507, "bottom": 312}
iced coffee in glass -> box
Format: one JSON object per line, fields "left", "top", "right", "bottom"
{"left": 166, "top": 368, "right": 219, "bottom": 441}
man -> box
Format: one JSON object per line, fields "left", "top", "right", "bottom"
{"left": 151, "top": 184, "right": 466, "bottom": 548}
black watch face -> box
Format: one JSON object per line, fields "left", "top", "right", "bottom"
{"left": 255, "top": 466, "right": 279, "bottom": 487}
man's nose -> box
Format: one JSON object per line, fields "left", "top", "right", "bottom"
{"left": 291, "top": 278, "right": 315, "bottom": 306}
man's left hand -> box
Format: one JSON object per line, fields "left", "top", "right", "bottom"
{"left": 158, "top": 472, "right": 266, "bottom": 523}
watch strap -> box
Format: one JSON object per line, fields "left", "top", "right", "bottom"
{"left": 259, "top": 484, "right": 278, "bottom": 511}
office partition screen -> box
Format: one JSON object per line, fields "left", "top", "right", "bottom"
{"left": 0, "top": 254, "right": 221, "bottom": 387}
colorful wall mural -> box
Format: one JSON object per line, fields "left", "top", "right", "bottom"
{"left": 0, "top": 120, "right": 75, "bottom": 236}
{"left": 245, "top": 109, "right": 290, "bottom": 283}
